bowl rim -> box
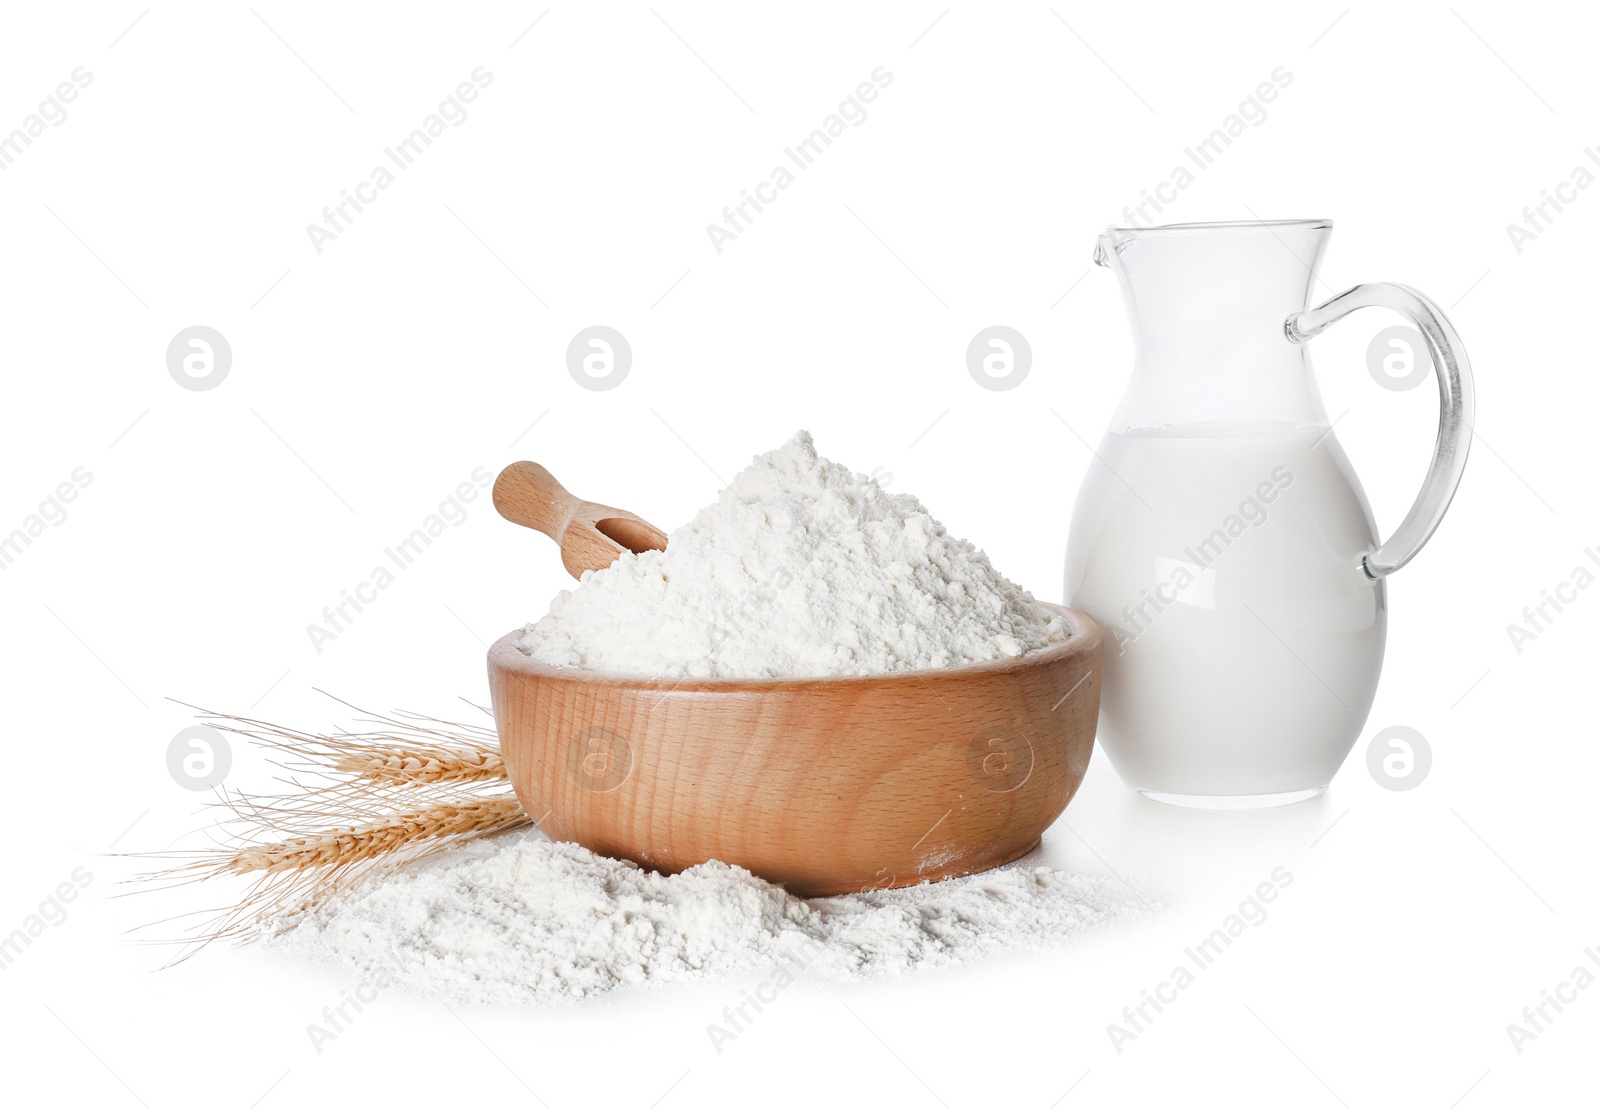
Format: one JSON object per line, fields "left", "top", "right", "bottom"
{"left": 489, "top": 602, "right": 1101, "bottom": 692}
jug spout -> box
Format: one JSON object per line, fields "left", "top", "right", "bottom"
{"left": 1093, "top": 224, "right": 1149, "bottom": 269}
{"left": 1096, "top": 218, "right": 1335, "bottom": 433}
{"left": 1093, "top": 226, "right": 1136, "bottom": 287}
{"left": 1092, "top": 228, "right": 1122, "bottom": 269}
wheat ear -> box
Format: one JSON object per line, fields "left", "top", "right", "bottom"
{"left": 179, "top": 696, "right": 507, "bottom": 786}
{"left": 133, "top": 698, "right": 533, "bottom": 961}
{"left": 226, "top": 795, "right": 527, "bottom": 874}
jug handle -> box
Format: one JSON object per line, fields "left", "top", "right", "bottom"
{"left": 1285, "top": 283, "right": 1475, "bottom": 580}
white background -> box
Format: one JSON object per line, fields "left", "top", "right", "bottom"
{"left": 1, "top": 2, "right": 1594, "bottom": 1115}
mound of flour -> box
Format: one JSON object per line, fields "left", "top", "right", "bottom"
{"left": 271, "top": 832, "right": 1139, "bottom": 1005}
{"left": 517, "top": 431, "right": 1067, "bottom": 677}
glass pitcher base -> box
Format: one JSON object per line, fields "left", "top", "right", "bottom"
{"left": 1136, "top": 786, "right": 1327, "bottom": 810}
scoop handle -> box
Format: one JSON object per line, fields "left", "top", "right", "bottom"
{"left": 493, "top": 461, "right": 576, "bottom": 543}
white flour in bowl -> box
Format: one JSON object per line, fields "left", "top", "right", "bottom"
{"left": 271, "top": 831, "right": 1141, "bottom": 1006}
{"left": 516, "top": 431, "right": 1068, "bottom": 677}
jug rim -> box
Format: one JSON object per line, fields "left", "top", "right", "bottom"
{"left": 1106, "top": 218, "right": 1331, "bottom": 235}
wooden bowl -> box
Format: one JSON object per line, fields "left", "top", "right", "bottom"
{"left": 487, "top": 604, "right": 1101, "bottom": 896}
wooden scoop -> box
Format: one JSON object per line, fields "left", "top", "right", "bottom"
{"left": 493, "top": 462, "right": 669, "bottom": 578}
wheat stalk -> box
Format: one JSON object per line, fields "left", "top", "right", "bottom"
{"left": 134, "top": 698, "right": 534, "bottom": 961}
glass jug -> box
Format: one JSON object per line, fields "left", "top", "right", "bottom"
{"left": 1064, "top": 219, "right": 1473, "bottom": 807}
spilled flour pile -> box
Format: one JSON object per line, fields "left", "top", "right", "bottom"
{"left": 517, "top": 431, "right": 1068, "bottom": 677}
{"left": 272, "top": 832, "right": 1139, "bottom": 1005}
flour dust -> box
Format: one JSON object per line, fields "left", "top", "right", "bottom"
{"left": 269, "top": 831, "right": 1142, "bottom": 1006}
